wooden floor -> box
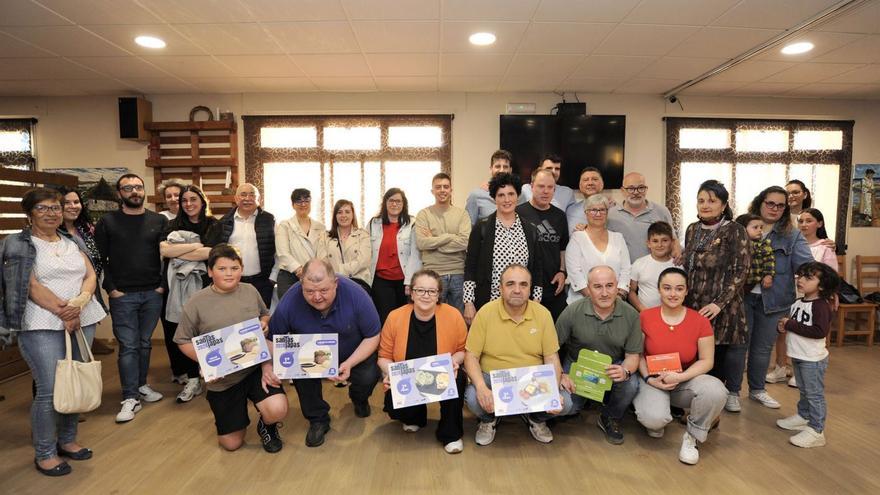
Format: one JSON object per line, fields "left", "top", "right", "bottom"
{"left": 1, "top": 343, "right": 879, "bottom": 494}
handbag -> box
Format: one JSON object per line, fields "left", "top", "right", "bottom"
{"left": 54, "top": 328, "right": 102, "bottom": 414}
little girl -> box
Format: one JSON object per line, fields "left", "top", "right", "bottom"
{"left": 736, "top": 214, "right": 774, "bottom": 291}
{"left": 775, "top": 261, "right": 839, "bottom": 448}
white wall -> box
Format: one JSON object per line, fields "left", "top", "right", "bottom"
{"left": 3, "top": 90, "right": 879, "bottom": 338}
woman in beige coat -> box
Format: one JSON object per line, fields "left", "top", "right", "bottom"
{"left": 318, "top": 199, "right": 371, "bottom": 292}
{"left": 275, "top": 188, "right": 325, "bottom": 297}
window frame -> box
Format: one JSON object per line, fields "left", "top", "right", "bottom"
{"left": 664, "top": 117, "right": 853, "bottom": 248}
{"left": 0, "top": 118, "right": 37, "bottom": 170}
{"left": 243, "top": 114, "right": 452, "bottom": 223}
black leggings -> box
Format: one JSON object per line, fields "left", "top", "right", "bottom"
{"left": 371, "top": 276, "right": 406, "bottom": 325}
{"left": 161, "top": 293, "right": 199, "bottom": 379}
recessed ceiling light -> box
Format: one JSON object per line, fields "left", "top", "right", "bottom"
{"left": 135, "top": 35, "right": 166, "bottom": 49}
{"left": 781, "top": 41, "right": 814, "bottom": 55}
{"left": 469, "top": 32, "right": 496, "bottom": 46}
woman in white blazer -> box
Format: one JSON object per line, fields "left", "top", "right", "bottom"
{"left": 318, "top": 199, "right": 372, "bottom": 290}
{"left": 565, "top": 194, "right": 632, "bottom": 303}
{"left": 369, "top": 188, "right": 422, "bottom": 323}
{"left": 275, "top": 188, "right": 326, "bottom": 298}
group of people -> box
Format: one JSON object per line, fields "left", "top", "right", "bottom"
{"left": 0, "top": 151, "right": 841, "bottom": 476}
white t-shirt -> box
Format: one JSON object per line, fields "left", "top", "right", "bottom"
{"left": 630, "top": 255, "right": 675, "bottom": 309}
{"left": 785, "top": 298, "right": 831, "bottom": 361}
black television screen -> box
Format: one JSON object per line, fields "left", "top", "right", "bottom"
{"left": 499, "top": 114, "right": 625, "bottom": 190}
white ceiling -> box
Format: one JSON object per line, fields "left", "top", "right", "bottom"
{"left": 0, "top": 0, "right": 878, "bottom": 98}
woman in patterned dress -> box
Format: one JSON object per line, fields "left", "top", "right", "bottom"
{"left": 681, "top": 180, "right": 750, "bottom": 413}
{"left": 463, "top": 172, "right": 542, "bottom": 326}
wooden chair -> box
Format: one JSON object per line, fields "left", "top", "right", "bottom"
{"left": 833, "top": 255, "right": 877, "bottom": 346}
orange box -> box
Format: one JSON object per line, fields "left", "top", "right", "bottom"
{"left": 647, "top": 353, "right": 682, "bottom": 374}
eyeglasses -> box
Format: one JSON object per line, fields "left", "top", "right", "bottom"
{"left": 32, "top": 204, "right": 62, "bottom": 214}
{"left": 763, "top": 200, "right": 786, "bottom": 211}
{"left": 238, "top": 192, "right": 257, "bottom": 198}
{"left": 119, "top": 185, "right": 144, "bottom": 193}
{"left": 387, "top": 199, "right": 403, "bottom": 205}
{"left": 622, "top": 186, "right": 647, "bottom": 194}
{"left": 587, "top": 208, "right": 608, "bottom": 216}
{"left": 294, "top": 198, "right": 311, "bottom": 205}
{"left": 412, "top": 288, "right": 439, "bottom": 297}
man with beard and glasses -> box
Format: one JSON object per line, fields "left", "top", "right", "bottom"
{"left": 95, "top": 174, "right": 169, "bottom": 423}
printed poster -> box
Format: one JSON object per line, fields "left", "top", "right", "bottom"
{"left": 490, "top": 364, "right": 561, "bottom": 417}
{"left": 192, "top": 318, "right": 269, "bottom": 381}
{"left": 389, "top": 353, "right": 458, "bottom": 409}
{"left": 273, "top": 333, "right": 339, "bottom": 379}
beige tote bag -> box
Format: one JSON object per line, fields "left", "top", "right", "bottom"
{"left": 54, "top": 329, "right": 102, "bottom": 414}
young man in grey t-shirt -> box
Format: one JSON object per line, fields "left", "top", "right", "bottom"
{"left": 174, "top": 244, "right": 288, "bottom": 453}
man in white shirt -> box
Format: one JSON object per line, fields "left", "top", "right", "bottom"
{"left": 216, "top": 183, "right": 276, "bottom": 306}
{"left": 520, "top": 154, "right": 575, "bottom": 212}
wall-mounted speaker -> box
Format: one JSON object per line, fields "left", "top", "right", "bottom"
{"left": 118, "top": 96, "right": 152, "bottom": 141}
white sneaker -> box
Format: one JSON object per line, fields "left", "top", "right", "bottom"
{"left": 789, "top": 427, "right": 826, "bottom": 448}
{"left": 402, "top": 424, "right": 420, "bottom": 433}
{"left": 788, "top": 375, "right": 797, "bottom": 388}
{"left": 525, "top": 416, "right": 553, "bottom": 444}
{"left": 171, "top": 374, "right": 187, "bottom": 385}
{"left": 765, "top": 365, "right": 789, "bottom": 384}
{"left": 176, "top": 378, "right": 203, "bottom": 403}
{"left": 443, "top": 439, "right": 464, "bottom": 454}
{"left": 138, "top": 384, "right": 163, "bottom": 403}
{"left": 647, "top": 428, "right": 665, "bottom": 438}
{"left": 777, "top": 414, "right": 809, "bottom": 431}
{"left": 475, "top": 418, "right": 500, "bottom": 446}
{"left": 678, "top": 432, "right": 699, "bottom": 465}
{"left": 725, "top": 394, "right": 742, "bottom": 412}
{"left": 749, "top": 391, "right": 781, "bottom": 409}
{"left": 116, "top": 398, "right": 142, "bottom": 423}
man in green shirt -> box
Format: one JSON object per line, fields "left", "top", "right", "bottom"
{"left": 555, "top": 265, "right": 642, "bottom": 445}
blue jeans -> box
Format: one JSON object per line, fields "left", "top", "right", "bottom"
{"left": 559, "top": 358, "right": 639, "bottom": 420}
{"left": 109, "top": 290, "right": 163, "bottom": 399}
{"left": 745, "top": 293, "right": 788, "bottom": 393}
{"left": 792, "top": 357, "right": 828, "bottom": 432}
{"left": 439, "top": 274, "right": 464, "bottom": 314}
{"left": 464, "top": 372, "right": 561, "bottom": 423}
{"left": 17, "top": 325, "right": 96, "bottom": 461}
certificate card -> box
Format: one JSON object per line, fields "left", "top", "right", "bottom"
{"left": 569, "top": 349, "right": 613, "bottom": 402}
{"left": 389, "top": 353, "right": 458, "bottom": 409}
{"left": 490, "top": 364, "right": 561, "bottom": 417}
{"left": 647, "top": 353, "right": 682, "bottom": 375}
{"left": 273, "top": 334, "right": 339, "bottom": 379}
{"left": 192, "top": 318, "right": 270, "bottom": 381}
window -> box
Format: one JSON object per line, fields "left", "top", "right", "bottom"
{"left": 0, "top": 118, "right": 37, "bottom": 170}
{"left": 665, "top": 118, "right": 853, "bottom": 246}
{"left": 243, "top": 115, "right": 451, "bottom": 227}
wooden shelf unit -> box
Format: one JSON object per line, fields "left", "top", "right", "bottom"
{"left": 145, "top": 120, "right": 238, "bottom": 216}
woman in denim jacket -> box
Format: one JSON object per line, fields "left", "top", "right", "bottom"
{"left": 744, "top": 186, "right": 814, "bottom": 410}
{"left": 0, "top": 188, "right": 106, "bottom": 476}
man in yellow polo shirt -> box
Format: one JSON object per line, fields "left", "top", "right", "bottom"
{"left": 464, "top": 264, "right": 563, "bottom": 446}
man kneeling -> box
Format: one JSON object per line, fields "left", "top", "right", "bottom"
{"left": 175, "top": 244, "right": 288, "bottom": 453}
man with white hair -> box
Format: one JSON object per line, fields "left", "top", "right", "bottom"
{"left": 268, "top": 259, "right": 381, "bottom": 448}
{"left": 607, "top": 172, "right": 677, "bottom": 261}
{"left": 216, "top": 183, "right": 276, "bottom": 306}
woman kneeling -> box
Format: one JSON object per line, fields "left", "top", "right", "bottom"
{"left": 633, "top": 267, "right": 728, "bottom": 465}
{"left": 378, "top": 270, "right": 467, "bottom": 454}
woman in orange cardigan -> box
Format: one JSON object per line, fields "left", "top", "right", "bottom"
{"left": 378, "top": 269, "right": 468, "bottom": 454}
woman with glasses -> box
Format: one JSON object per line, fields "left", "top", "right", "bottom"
{"left": 369, "top": 188, "right": 421, "bottom": 324}
{"left": 378, "top": 269, "right": 467, "bottom": 454}
{"left": 785, "top": 180, "right": 811, "bottom": 218}
{"left": 318, "top": 199, "right": 371, "bottom": 293}
{"left": 276, "top": 188, "right": 326, "bottom": 298}
{"left": 681, "top": 180, "right": 750, "bottom": 413}
{"left": 565, "top": 193, "right": 631, "bottom": 303}
{"left": 744, "top": 186, "right": 813, "bottom": 411}
{"left": 158, "top": 184, "right": 218, "bottom": 403}
{"left": 0, "top": 188, "right": 106, "bottom": 476}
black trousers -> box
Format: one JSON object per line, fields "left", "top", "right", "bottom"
{"left": 241, "top": 274, "right": 274, "bottom": 308}
{"left": 161, "top": 292, "right": 199, "bottom": 379}
{"left": 372, "top": 276, "right": 406, "bottom": 325}
{"left": 383, "top": 370, "right": 467, "bottom": 445}
{"left": 292, "top": 352, "right": 380, "bottom": 425}
{"left": 540, "top": 285, "right": 568, "bottom": 321}
{"left": 276, "top": 269, "right": 299, "bottom": 301}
